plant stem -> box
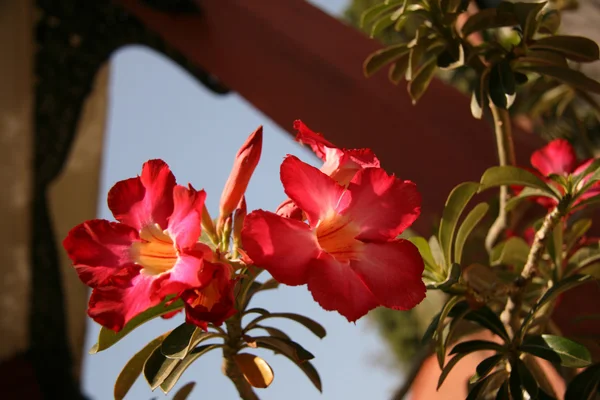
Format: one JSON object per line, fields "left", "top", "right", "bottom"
{"left": 223, "top": 315, "right": 259, "bottom": 400}
{"left": 500, "top": 207, "right": 562, "bottom": 338}
{"left": 485, "top": 103, "right": 517, "bottom": 252}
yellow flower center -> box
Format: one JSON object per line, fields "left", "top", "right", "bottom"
{"left": 316, "top": 211, "right": 362, "bottom": 263}
{"left": 131, "top": 223, "right": 178, "bottom": 276}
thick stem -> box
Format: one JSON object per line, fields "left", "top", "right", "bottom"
{"left": 223, "top": 315, "right": 259, "bottom": 400}
{"left": 485, "top": 103, "right": 517, "bottom": 252}
{"left": 500, "top": 207, "right": 562, "bottom": 338}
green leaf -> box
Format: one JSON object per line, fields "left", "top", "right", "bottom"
{"left": 433, "top": 295, "right": 464, "bottom": 366}
{"left": 438, "top": 352, "right": 469, "bottom": 389}
{"left": 435, "top": 262, "right": 461, "bottom": 291}
{"left": 450, "top": 340, "right": 506, "bottom": 355}
{"left": 530, "top": 36, "right": 600, "bottom": 63}
{"left": 454, "top": 203, "right": 488, "bottom": 264}
{"left": 114, "top": 334, "right": 167, "bottom": 400}
{"left": 538, "top": 10, "right": 560, "bottom": 35}
{"left": 490, "top": 237, "right": 530, "bottom": 271}
{"left": 388, "top": 53, "right": 410, "bottom": 84}
{"left": 573, "top": 158, "right": 600, "bottom": 189}
{"left": 461, "top": 9, "right": 517, "bottom": 37}
{"left": 90, "top": 298, "right": 184, "bottom": 354}
{"left": 360, "top": 1, "right": 404, "bottom": 27}
{"left": 505, "top": 187, "right": 556, "bottom": 212}
{"left": 489, "top": 60, "right": 515, "bottom": 109}
{"left": 371, "top": 14, "right": 397, "bottom": 38}
{"left": 409, "top": 236, "right": 439, "bottom": 273}
{"left": 364, "top": 44, "right": 409, "bottom": 77}
{"left": 429, "top": 236, "right": 447, "bottom": 270}
{"left": 479, "top": 166, "right": 557, "bottom": 196}
{"left": 517, "top": 50, "right": 569, "bottom": 68}
{"left": 251, "top": 325, "right": 291, "bottom": 341}
{"left": 496, "top": 379, "right": 510, "bottom": 400}
{"left": 244, "top": 307, "right": 270, "bottom": 316}
{"left": 476, "top": 354, "right": 505, "bottom": 380}
{"left": 161, "top": 323, "right": 197, "bottom": 360}
{"left": 439, "top": 182, "right": 480, "bottom": 266}
{"left": 466, "top": 373, "right": 493, "bottom": 400}
{"left": 245, "top": 313, "right": 326, "bottom": 339}
{"left": 516, "top": 65, "right": 600, "bottom": 94}
{"left": 509, "top": 366, "right": 524, "bottom": 400}
{"left": 251, "top": 336, "right": 314, "bottom": 362}
{"left": 159, "top": 344, "right": 222, "bottom": 393}
{"left": 521, "top": 275, "right": 594, "bottom": 337}
{"left": 565, "top": 363, "right": 600, "bottom": 400}
{"left": 408, "top": 56, "right": 438, "bottom": 103}
{"left": 523, "top": 335, "right": 592, "bottom": 368}
{"left": 515, "top": 358, "right": 539, "bottom": 398}
{"left": 464, "top": 306, "right": 510, "bottom": 342}
{"left": 513, "top": 1, "right": 546, "bottom": 40}
{"left": 143, "top": 345, "right": 180, "bottom": 390}
{"left": 172, "top": 382, "right": 196, "bottom": 400}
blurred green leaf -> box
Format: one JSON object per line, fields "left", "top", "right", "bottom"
{"left": 464, "top": 306, "right": 510, "bottom": 342}
{"left": 144, "top": 345, "right": 180, "bottom": 390}
{"left": 461, "top": 8, "right": 517, "bottom": 37}
{"left": 475, "top": 354, "right": 505, "bottom": 380}
{"left": 433, "top": 295, "right": 464, "bottom": 367}
{"left": 515, "top": 358, "right": 539, "bottom": 398}
{"left": 439, "top": 182, "right": 480, "bottom": 266}
{"left": 466, "top": 373, "right": 493, "bottom": 400}
{"left": 490, "top": 237, "right": 530, "bottom": 270}
{"left": 479, "top": 166, "right": 557, "bottom": 196}
{"left": 408, "top": 56, "right": 438, "bottom": 103}
{"left": 371, "top": 14, "right": 398, "bottom": 37}
{"left": 496, "top": 379, "right": 510, "bottom": 400}
{"left": 159, "top": 344, "right": 222, "bottom": 393}
{"left": 530, "top": 36, "right": 600, "bottom": 63}
{"left": 245, "top": 313, "right": 326, "bottom": 339}
{"left": 161, "top": 323, "right": 197, "bottom": 360}
{"left": 516, "top": 65, "right": 600, "bottom": 94}
{"left": 454, "top": 203, "right": 489, "bottom": 264}
{"left": 566, "top": 219, "right": 592, "bottom": 252}
{"left": 538, "top": 10, "right": 560, "bottom": 35}
{"left": 253, "top": 325, "right": 291, "bottom": 341}
{"left": 450, "top": 340, "right": 506, "bottom": 355}
{"left": 524, "top": 335, "right": 592, "bottom": 368}
{"left": 251, "top": 336, "right": 314, "bottom": 362}
{"left": 506, "top": 187, "right": 556, "bottom": 212}
{"left": 509, "top": 366, "right": 524, "bottom": 400}
{"left": 517, "top": 50, "right": 569, "bottom": 68}
{"left": 513, "top": 1, "right": 546, "bottom": 40}
{"left": 172, "top": 382, "right": 196, "bottom": 400}
{"left": 438, "top": 352, "right": 469, "bottom": 389}
{"left": 90, "top": 299, "right": 184, "bottom": 354}
{"left": 564, "top": 363, "right": 600, "bottom": 400}
{"left": 364, "top": 44, "right": 410, "bottom": 77}
{"left": 360, "top": 0, "right": 404, "bottom": 27}
{"left": 114, "top": 334, "right": 167, "bottom": 400}
{"left": 429, "top": 236, "right": 447, "bottom": 270}
{"left": 409, "top": 236, "right": 439, "bottom": 274}
{"left": 388, "top": 53, "right": 410, "bottom": 84}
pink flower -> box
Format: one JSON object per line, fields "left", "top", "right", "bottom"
{"left": 63, "top": 160, "right": 213, "bottom": 331}
{"left": 242, "top": 156, "right": 425, "bottom": 322}
{"left": 527, "top": 139, "right": 600, "bottom": 209}
{"left": 276, "top": 120, "right": 380, "bottom": 219}
{"left": 182, "top": 261, "right": 236, "bottom": 330}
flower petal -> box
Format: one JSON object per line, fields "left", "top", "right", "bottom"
{"left": 241, "top": 210, "right": 319, "bottom": 286}
{"left": 345, "top": 168, "right": 421, "bottom": 241}
{"left": 531, "top": 139, "right": 577, "bottom": 177}
{"left": 153, "top": 251, "right": 212, "bottom": 298}
{"left": 280, "top": 155, "right": 345, "bottom": 227}
{"left": 87, "top": 273, "right": 158, "bottom": 332}
{"left": 183, "top": 262, "right": 236, "bottom": 329}
{"left": 108, "top": 159, "right": 176, "bottom": 230}
{"left": 306, "top": 255, "right": 379, "bottom": 322}
{"left": 275, "top": 198, "right": 304, "bottom": 221}
{"left": 351, "top": 240, "right": 426, "bottom": 311}
{"left": 63, "top": 219, "right": 139, "bottom": 288}
{"left": 167, "top": 185, "right": 206, "bottom": 249}
{"left": 294, "top": 120, "right": 336, "bottom": 161}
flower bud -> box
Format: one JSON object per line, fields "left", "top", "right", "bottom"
{"left": 219, "top": 126, "right": 263, "bottom": 220}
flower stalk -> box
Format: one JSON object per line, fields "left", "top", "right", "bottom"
{"left": 222, "top": 314, "right": 259, "bottom": 400}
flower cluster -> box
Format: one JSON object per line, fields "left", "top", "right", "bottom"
{"left": 64, "top": 121, "right": 425, "bottom": 332}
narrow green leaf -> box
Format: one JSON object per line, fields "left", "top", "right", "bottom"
{"left": 454, "top": 203, "right": 488, "bottom": 264}
{"left": 489, "top": 63, "right": 508, "bottom": 109}
{"left": 433, "top": 296, "right": 463, "bottom": 366}
{"left": 143, "top": 346, "right": 180, "bottom": 390}
{"left": 435, "top": 263, "right": 461, "bottom": 290}
{"left": 530, "top": 36, "right": 600, "bottom": 63}
{"left": 516, "top": 65, "right": 600, "bottom": 94}
{"left": 509, "top": 367, "right": 524, "bottom": 400}
{"left": 517, "top": 50, "right": 569, "bottom": 68}
{"left": 244, "top": 307, "right": 270, "bottom": 316}
{"left": 429, "top": 236, "right": 446, "bottom": 270}
{"left": 409, "top": 236, "right": 439, "bottom": 273}
{"left": 476, "top": 354, "right": 504, "bottom": 380}
{"left": 461, "top": 9, "right": 517, "bottom": 37}
{"left": 490, "top": 237, "right": 530, "bottom": 270}
{"left": 564, "top": 363, "right": 600, "bottom": 400}
{"left": 538, "top": 10, "right": 560, "bottom": 35}
{"left": 161, "top": 323, "right": 197, "bottom": 360}
{"left": 573, "top": 158, "right": 600, "bottom": 189}
{"left": 466, "top": 374, "right": 493, "bottom": 400}
{"left": 479, "top": 166, "right": 557, "bottom": 196}
{"left": 439, "top": 182, "right": 480, "bottom": 266}
{"left": 515, "top": 358, "right": 539, "bottom": 398}
{"left": 252, "top": 336, "right": 314, "bottom": 362}
{"left": 450, "top": 340, "right": 505, "bottom": 355}
{"left": 371, "top": 14, "right": 397, "bottom": 38}
{"left": 245, "top": 313, "right": 326, "bottom": 339}
{"left": 521, "top": 275, "right": 594, "bottom": 337}
{"left": 388, "top": 53, "right": 410, "bottom": 84}
{"left": 408, "top": 56, "right": 438, "bottom": 103}
{"left": 360, "top": 1, "right": 404, "bottom": 28}
{"left": 159, "top": 344, "right": 222, "bottom": 393}
{"left": 505, "top": 187, "right": 556, "bottom": 212}
{"left": 438, "top": 352, "right": 469, "bottom": 389}
{"left": 513, "top": 1, "right": 546, "bottom": 40}
{"left": 114, "top": 334, "right": 167, "bottom": 400}
{"left": 252, "top": 325, "right": 291, "bottom": 341}
{"left": 496, "top": 379, "right": 510, "bottom": 400}
{"left": 172, "top": 382, "right": 196, "bottom": 400}
{"left": 90, "top": 299, "right": 184, "bottom": 354}
{"left": 364, "top": 44, "right": 409, "bottom": 77}
{"left": 465, "top": 306, "right": 510, "bottom": 342}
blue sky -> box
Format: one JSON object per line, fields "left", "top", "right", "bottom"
{"left": 82, "top": 1, "right": 405, "bottom": 399}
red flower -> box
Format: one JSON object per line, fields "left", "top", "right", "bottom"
{"left": 63, "top": 160, "right": 213, "bottom": 331}
{"left": 276, "top": 120, "right": 380, "bottom": 219}
{"left": 182, "top": 261, "right": 236, "bottom": 330}
{"left": 242, "top": 156, "right": 425, "bottom": 322}
{"left": 526, "top": 139, "right": 600, "bottom": 209}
